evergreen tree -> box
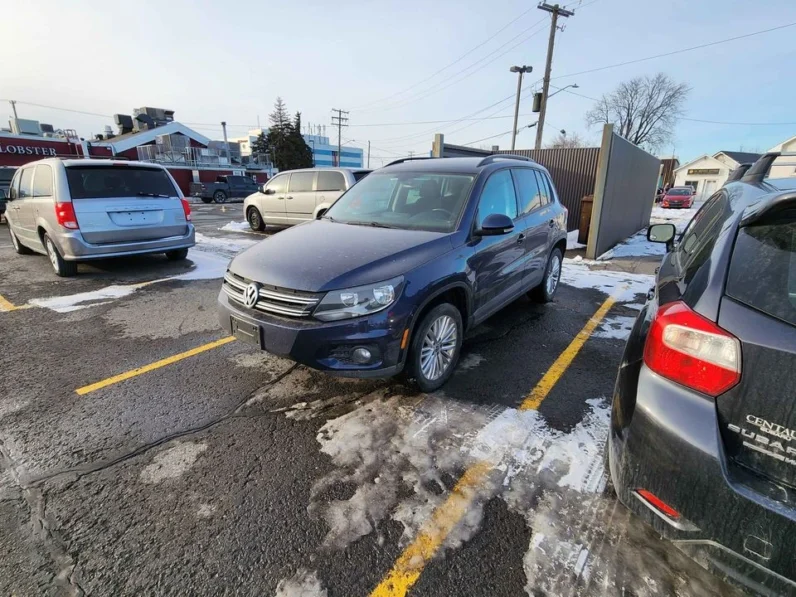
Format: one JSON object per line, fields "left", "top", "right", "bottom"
{"left": 289, "top": 112, "right": 314, "bottom": 169}
{"left": 251, "top": 132, "right": 268, "bottom": 156}
{"left": 264, "top": 99, "right": 313, "bottom": 171}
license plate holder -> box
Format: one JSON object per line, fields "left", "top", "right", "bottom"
{"left": 231, "top": 317, "right": 262, "bottom": 348}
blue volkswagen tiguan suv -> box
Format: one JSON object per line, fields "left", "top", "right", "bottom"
{"left": 218, "top": 155, "right": 568, "bottom": 391}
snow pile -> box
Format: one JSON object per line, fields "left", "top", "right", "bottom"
{"left": 275, "top": 569, "right": 327, "bottom": 597}
{"left": 194, "top": 232, "right": 257, "bottom": 256}
{"left": 597, "top": 229, "right": 665, "bottom": 261}
{"left": 567, "top": 229, "right": 585, "bottom": 250}
{"left": 219, "top": 220, "right": 252, "bottom": 232}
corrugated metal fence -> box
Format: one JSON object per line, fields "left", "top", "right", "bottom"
{"left": 496, "top": 147, "right": 600, "bottom": 232}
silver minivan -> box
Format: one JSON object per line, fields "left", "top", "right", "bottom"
{"left": 243, "top": 167, "right": 370, "bottom": 231}
{"left": 5, "top": 158, "right": 195, "bottom": 276}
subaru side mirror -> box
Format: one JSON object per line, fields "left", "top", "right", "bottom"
{"left": 648, "top": 223, "right": 676, "bottom": 250}
{"left": 477, "top": 213, "right": 515, "bottom": 236}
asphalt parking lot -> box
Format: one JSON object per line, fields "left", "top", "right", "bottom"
{"left": 0, "top": 204, "right": 744, "bottom": 596}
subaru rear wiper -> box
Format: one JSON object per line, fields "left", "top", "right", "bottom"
{"left": 136, "top": 192, "right": 170, "bottom": 198}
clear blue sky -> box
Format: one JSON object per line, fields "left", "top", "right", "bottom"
{"left": 4, "top": 0, "right": 795, "bottom": 166}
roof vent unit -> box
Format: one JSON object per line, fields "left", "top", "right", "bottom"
{"left": 134, "top": 113, "right": 156, "bottom": 132}
{"left": 40, "top": 123, "right": 55, "bottom": 134}
{"left": 114, "top": 114, "right": 134, "bottom": 135}
{"left": 103, "top": 125, "right": 114, "bottom": 139}
{"left": 10, "top": 118, "right": 42, "bottom": 136}
{"left": 133, "top": 107, "right": 175, "bottom": 128}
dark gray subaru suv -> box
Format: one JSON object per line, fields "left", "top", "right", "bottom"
{"left": 218, "top": 155, "right": 567, "bottom": 391}
{"left": 608, "top": 152, "right": 796, "bottom": 595}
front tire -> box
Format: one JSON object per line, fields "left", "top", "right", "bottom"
{"left": 9, "top": 228, "right": 33, "bottom": 255}
{"left": 43, "top": 233, "right": 77, "bottom": 277}
{"left": 247, "top": 207, "right": 265, "bottom": 231}
{"left": 529, "top": 247, "right": 562, "bottom": 303}
{"left": 407, "top": 303, "right": 463, "bottom": 393}
{"left": 213, "top": 191, "right": 227, "bottom": 204}
{"left": 165, "top": 248, "right": 189, "bottom": 261}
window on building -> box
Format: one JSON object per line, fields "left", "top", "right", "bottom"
{"left": 685, "top": 180, "right": 699, "bottom": 192}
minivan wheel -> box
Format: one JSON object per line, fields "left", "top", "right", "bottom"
{"left": 43, "top": 233, "right": 77, "bottom": 277}
{"left": 9, "top": 228, "right": 33, "bottom": 255}
{"left": 408, "top": 303, "right": 463, "bottom": 393}
{"left": 165, "top": 248, "right": 189, "bottom": 261}
{"left": 247, "top": 207, "right": 265, "bottom": 231}
{"left": 213, "top": 191, "right": 227, "bottom": 204}
{"left": 530, "top": 248, "right": 562, "bottom": 303}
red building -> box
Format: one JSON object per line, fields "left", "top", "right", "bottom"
{"left": 0, "top": 113, "right": 272, "bottom": 195}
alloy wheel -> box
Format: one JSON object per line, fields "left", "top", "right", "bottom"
{"left": 420, "top": 315, "right": 458, "bottom": 381}
{"left": 46, "top": 238, "right": 59, "bottom": 272}
{"left": 546, "top": 254, "right": 561, "bottom": 296}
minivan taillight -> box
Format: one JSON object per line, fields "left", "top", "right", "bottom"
{"left": 180, "top": 198, "right": 192, "bottom": 222}
{"left": 644, "top": 301, "right": 741, "bottom": 397}
{"left": 55, "top": 202, "right": 79, "bottom": 229}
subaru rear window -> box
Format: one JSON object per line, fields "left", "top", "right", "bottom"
{"left": 66, "top": 166, "right": 178, "bottom": 199}
{"left": 727, "top": 214, "right": 796, "bottom": 326}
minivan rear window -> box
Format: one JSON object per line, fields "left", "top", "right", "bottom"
{"left": 727, "top": 214, "right": 796, "bottom": 326}
{"left": 66, "top": 166, "right": 178, "bottom": 199}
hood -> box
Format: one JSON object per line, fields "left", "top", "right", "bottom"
{"left": 229, "top": 220, "right": 454, "bottom": 292}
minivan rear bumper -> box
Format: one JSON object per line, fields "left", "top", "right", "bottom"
{"left": 217, "top": 289, "right": 410, "bottom": 378}
{"left": 58, "top": 225, "right": 195, "bottom": 260}
{"left": 612, "top": 365, "right": 796, "bottom": 595}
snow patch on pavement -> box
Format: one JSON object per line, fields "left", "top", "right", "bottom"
{"left": 593, "top": 315, "right": 637, "bottom": 340}
{"left": 29, "top": 284, "right": 146, "bottom": 313}
{"left": 194, "top": 232, "right": 257, "bottom": 256}
{"left": 457, "top": 353, "right": 485, "bottom": 370}
{"left": 561, "top": 258, "right": 654, "bottom": 301}
{"left": 139, "top": 441, "right": 208, "bottom": 484}
{"left": 597, "top": 229, "right": 664, "bottom": 261}
{"left": 220, "top": 220, "right": 251, "bottom": 232}
{"left": 275, "top": 569, "right": 327, "bottom": 597}
{"left": 651, "top": 204, "right": 700, "bottom": 233}
{"left": 567, "top": 229, "right": 585, "bottom": 250}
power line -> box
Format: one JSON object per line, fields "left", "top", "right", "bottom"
{"left": 348, "top": 113, "right": 537, "bottom": 127}
{"left": 555, "top": 21, "right": 796, "bottom": 79}
{"left": 350, "top": 5, "right": 538, "bottom": 111}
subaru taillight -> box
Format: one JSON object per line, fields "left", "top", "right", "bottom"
{"left": 55, "top": 202, "right": 79, "bottom": 229}
{"left": 181, "top": 198, "right": 192, "bottom": 222}
{"left": 644, "top": 301, "right": 741, "bottom": 397}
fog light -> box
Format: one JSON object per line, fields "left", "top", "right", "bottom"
{"left": 352, "top": 347, "right": 372, "bottom": 364}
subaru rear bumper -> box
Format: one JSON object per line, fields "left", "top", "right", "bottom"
{"left": 611, "top": 365, "right": 796, "bottom": 595}
{"left": 57, "top": 225, "right": 195, "bottom": 260}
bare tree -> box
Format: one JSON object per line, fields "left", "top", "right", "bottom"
{"left": 547, "top": 131, "right": 585, "bottom": 149}
{"left": 585, "top": 73, "right": 689, "bottom": 151}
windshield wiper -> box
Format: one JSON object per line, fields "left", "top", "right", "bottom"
{"left": 346, "top": 220, "right": 396, "bottom": 229}
{"left": 321, "top": 215, "right": 336, "bottom": 222}
{"left": 136, "top": 192, "right": 170, "bottom": 198}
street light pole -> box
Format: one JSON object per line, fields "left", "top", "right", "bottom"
{"left": 510, "top": 65, "right": 532, "bottom": 151}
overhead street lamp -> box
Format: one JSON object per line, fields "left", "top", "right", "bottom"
{"left": 510, "top": 65, "right": 533, "bottom": 151}
{"left": 547, "top": 83, "right": 579, "bottom": 100}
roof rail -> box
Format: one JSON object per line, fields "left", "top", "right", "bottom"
{"left": 741, "top": 151, "right": 796, "bottom": 184}
{"left": 725, "top": 163, "right": 753, "bottom": 184}
{"left": 477, "top": 154, "right": 533, "bottom": 167}
{"left": 384, "top": 156, "right": 433, "bottom": 167}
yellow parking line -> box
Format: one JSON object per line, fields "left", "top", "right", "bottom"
{"left": 75, "top": 336, "right": 237, "bottom": 395}
{"left": 368, "top": 294, "right": 617, "bottom": 597}
{"left": 520, "top": 294, "right": 618, "bottom": 411}
{"left": 0, "top": 293, "right": 29, "bottom": 312}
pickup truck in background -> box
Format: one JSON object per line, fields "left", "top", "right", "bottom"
{"left": 189, "top": 175, "right": 261, "bottom": 204}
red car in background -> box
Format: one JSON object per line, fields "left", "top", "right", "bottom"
{"left": 660, "top": 186, "right": 695, "bottom": 208}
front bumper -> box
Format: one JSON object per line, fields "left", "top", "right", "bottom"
{"left": 57, "top": 225, "right": 195, "bottom": 260}
{"left": 217, "top": 288, "right": 411, "bottom": 377}
{"left": 612, "top": 365, "right": 796, "bottom": 595}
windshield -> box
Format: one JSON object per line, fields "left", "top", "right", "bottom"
{"left": 325, "top": 171, "right": 474, "bottom": 233}
{"left": 66, "top": 166, "right": 178, "bottom": 199}
{"left": 668, "top": 188, "right": 692, "bottom": 196}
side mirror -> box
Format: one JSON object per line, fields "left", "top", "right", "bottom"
{"left": 262, "top": 186, "right": 275, "bottom": 195}
{"left": 477, "top": 213, "right": 515, "bottom": 236}
{"left": 648, "top": 223, "right": 676, "bottom": 249}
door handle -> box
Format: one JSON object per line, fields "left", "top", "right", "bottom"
{"left": 286, "top": 196, "right": 293, "bottom": 200}
{"left": 277, "top": 196, "right": 285, "bottom": 200}
{"left": 548, "top": 219, "right": 555, "bottom": 228}
{"left": 517, "top": 233, "right": 526, "bottom": 244}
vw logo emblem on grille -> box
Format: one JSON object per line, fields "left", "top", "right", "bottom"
{"left": 243, "top": 283, "right": 260, "bottom": 308}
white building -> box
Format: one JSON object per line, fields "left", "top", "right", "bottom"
{"left": 673, "top": 150, "right": 761, "bottom": 199}
{"left": 767, "top": 134, "right": 796, "bottom": 178}
{"left": 230, "top": 128, "right": 364, "bottom": 168}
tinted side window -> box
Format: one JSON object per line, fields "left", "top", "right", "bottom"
{"left": 288, "top": 172, "right": 315, "bottom": 193}
{"left": 534, "top": 170, "right": 550, "bottom": 205}
{"left": 265, "top": 174, "right": 287, "bottom": 194}
{"left": 677, "top": 191, "right": 733, "bottom": 283}
{"left": 19, "top": 168, "right": 34, "bottom": 199}
{"left": 541, "top": 171, "right": 557, "bottom": 203}
{"left": 8, "top": 171, "right": 20, "bottom": 199}
{"left": 727, "top": 218, "right": 795, "bottom": 326}
{"left": 512, "top": 168, "right": 542, "bottom": 214}
{"left": 33, "top": 165, "right": 54, "bottom": 197}
{"left": 477, "top": 170, "right": 518, "bottom": 227}
{"left": 317, "top": 171, "right": 345, "bottom": 192}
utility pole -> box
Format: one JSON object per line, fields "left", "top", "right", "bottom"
{"left": 331, "top": 108, "right": 349, "bottom": 167}
{"left": 535, "top": 3, "right": 574, "bottom": 150}
{"left": 9, "top": 100, "right": 19, "bottom": 122}
{"left": 221, "top": 121, "right": 231, "bottom": 164}
{"left": 367, "top": 141, "right": 371, "bottom": 168}
{"left": 509, "top": 66, "right": 533, "bottom": 150}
